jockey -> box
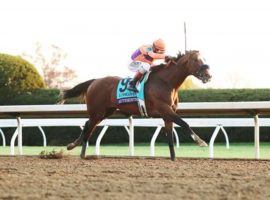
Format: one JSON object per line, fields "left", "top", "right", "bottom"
{"left": 127, "top": 38, "right": 166, "bottom": 92}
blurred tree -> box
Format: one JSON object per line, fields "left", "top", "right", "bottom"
{"left": 0, "top": 53, "right": 45, "bottom": 92}
{"left": 22, "top": 43, "right": 77, "bottom": 89}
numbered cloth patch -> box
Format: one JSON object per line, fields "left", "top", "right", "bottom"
{"left": 116, "top": 77, "right": 145, "bottom": 105}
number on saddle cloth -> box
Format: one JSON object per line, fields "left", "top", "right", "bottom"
{"left": 116, "top": 78, "right": 138, "bottom": 104}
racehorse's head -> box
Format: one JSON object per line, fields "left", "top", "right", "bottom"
{"left": 180, "top": 51, "right": 212, "bottom": 83}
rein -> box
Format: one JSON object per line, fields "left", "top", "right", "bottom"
{"left": 166, "top": 59, "right": 177, "bottom": 67}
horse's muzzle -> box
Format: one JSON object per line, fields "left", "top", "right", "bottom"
{"left": 197, "top": 65, "right": 212, "bottom": 83}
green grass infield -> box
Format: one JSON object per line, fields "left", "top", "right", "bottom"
{"left": 0, "top": 143, "right": 269, "bottom": 159}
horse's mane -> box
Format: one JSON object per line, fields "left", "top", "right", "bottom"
{"left": 151, "top": 50, "right": 198, "bottom": 73}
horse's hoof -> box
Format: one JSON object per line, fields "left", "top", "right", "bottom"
{"left": 170, "top": 157, "right": 176, "bottom": 161}
{"left": 80, "top": 154, "right": 86, "bottom": 159}
{"left": 67, "top": 143, "right": 75, "bottom": 150}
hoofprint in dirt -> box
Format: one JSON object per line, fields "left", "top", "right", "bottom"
{"left": 0, "top": 156, "right": 270, "bottom": 200}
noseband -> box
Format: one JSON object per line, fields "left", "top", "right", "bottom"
{"left": 197, "top": 64, "right": 210, "bottom": 83}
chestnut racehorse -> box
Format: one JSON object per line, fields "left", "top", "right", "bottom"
{"left": 59, "top": 50, "right": 212, "bottom": 161}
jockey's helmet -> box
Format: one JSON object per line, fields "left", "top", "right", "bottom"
{"left": 153, "top": 38, "right": 166, "bottom": 53}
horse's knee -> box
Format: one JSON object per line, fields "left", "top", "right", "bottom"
{"left": 84, "top": 120, "right": 90, "bottom": 130}
{"left": 81, "top": 120, "right": 90, "bottom": 135}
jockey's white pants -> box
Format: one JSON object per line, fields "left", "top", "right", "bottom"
{"left": 128, "top": 61, "right": 151, "bottom": 74}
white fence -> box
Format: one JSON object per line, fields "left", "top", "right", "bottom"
{"left": 1, "top": 117, "right": 270, "bottom": 158}
{"left": 0, "top": 102, "right": 270, "bottom": 159}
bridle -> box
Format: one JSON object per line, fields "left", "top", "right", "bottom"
{"left": 196, "top": 64, "right": 210, "bottom": 83}
{"left": 164, "top": 52, "right": 211, "bottom": 83}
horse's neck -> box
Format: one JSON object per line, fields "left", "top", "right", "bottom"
{"left": 156, "top": 63, "right": 189, "bottom": 90}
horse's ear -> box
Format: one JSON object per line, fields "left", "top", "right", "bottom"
{"left": 176, "top": 51, "right": 182, "bottom": 61}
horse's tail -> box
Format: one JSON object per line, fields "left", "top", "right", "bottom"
{"left": 58, "top": 79, "right": 95, "bottom": 104}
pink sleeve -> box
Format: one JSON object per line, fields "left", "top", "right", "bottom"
{"left": 148, "top": 51, "right": 166, "bottom": 59}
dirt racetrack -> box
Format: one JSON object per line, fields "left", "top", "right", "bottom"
{"left": 0, "top": 156, "right": 270, "bottom": 200}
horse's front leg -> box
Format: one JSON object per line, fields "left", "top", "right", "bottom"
{"left": 164, "top": 121, "right": 175, "bottom": 161}
{"left": 175, "top": 117, "right": 208, "bottom": 147}
{"left": 161, "top": 105, "right": 208, "bottom": 147}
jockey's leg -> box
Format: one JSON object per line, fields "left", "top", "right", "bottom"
{"left": 127, "top": 71, "right": 144, "bottom": 92}
{"left": 127, "top": 61, "right": 150, "bottom": 92}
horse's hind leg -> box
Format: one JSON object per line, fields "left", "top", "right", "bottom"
{"left": 67, "top": 120, "right": 90, "bottom": 150}
{"left": 67, "top": 107, "right": 116, "bottom": 158}
{"left": 80, "top": 109, "right": 116, "bottom": 158}
{"left": 80, "top": 118, "right": 101, "bottom": 159}
{"left": 80, "top": 108, "right": 116, "bottom": 158}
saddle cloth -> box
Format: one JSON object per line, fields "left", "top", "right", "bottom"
{"left": 116, "top": 73, "right": 149, "bottom": 117}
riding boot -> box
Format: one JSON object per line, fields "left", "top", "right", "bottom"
{"left": 127, "top": 71, "right": 144, "bottom": 92}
